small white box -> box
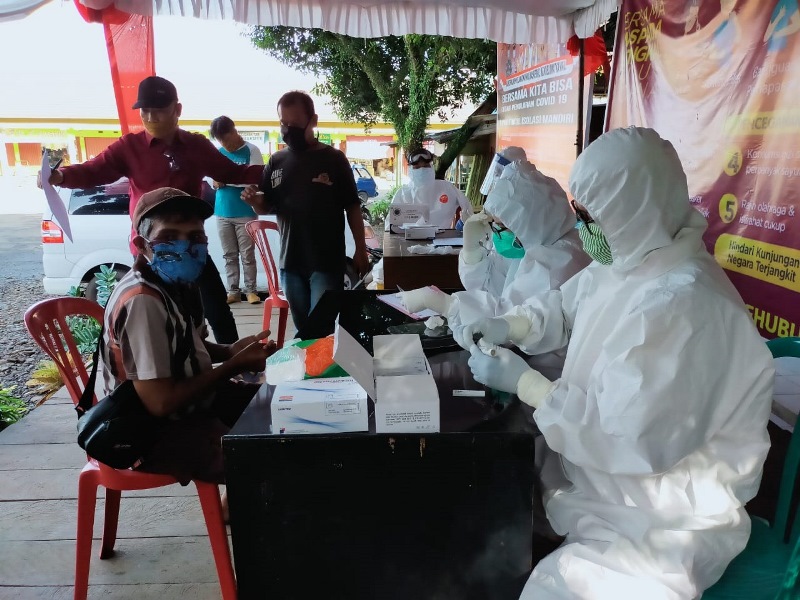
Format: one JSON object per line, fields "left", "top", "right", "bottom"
{"left": 333, "top": 323, "right": 440, "bottom": 433}
{"left": 271, "top": 377, "right": 368, "bottom": 435}
{"left": 404, "top": 226, "right": 437, "bottom": 240}
{"left": 387, "top": 204, "right": 430, "bottom": 233}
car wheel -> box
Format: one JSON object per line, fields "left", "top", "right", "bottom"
{"left": 344, "top": 258, "right": 359, "bottom": 290}
{"left": 358, "top": 191, "right": 369, "bottom": 203}
{"left": 85, "top": 266, "right": 129, "bottom": 302}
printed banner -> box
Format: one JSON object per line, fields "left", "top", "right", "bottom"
{"left": 608, "top": 0, "right": 800, "bottom": 337}
{"left": 496, "top": 43, "right": 582, "bottom": 193}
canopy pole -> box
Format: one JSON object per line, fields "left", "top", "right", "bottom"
{"left": 576, "top": 38, "right": 585, "bottom": 157}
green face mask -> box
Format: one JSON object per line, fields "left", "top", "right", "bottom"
{"left": 493, "top": 230, "right": 525, "bottom": 259}
{"left": 577, "top": 221, "right": 613, "bottom": 265}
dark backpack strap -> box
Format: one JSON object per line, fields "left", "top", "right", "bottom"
{"left": 76, "top": 325, "right": 104, "bottom": 418}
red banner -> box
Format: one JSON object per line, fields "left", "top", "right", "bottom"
{"left": 608, "top": 0, "right": 800, "bottom": 338}
{"left": 496, "top": 43, "right": 581, "bottom": 193}
{"left": 75, "top": 1, "right": 155, "bottom": 135}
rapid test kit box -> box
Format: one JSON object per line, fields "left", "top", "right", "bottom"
{"left": 271, "top": 377, "right": 368, "bottom": 435}
{"left": 332, "top": 322, "right": 440, "bottom": 433}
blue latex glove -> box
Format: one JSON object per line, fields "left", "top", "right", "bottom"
{"left": 468, "top": 345, "right": 531, "bottom": 394}
{"left": 453, "top": 316, "right": 511, "bottom": 351}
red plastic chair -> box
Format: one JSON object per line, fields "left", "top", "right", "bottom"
{"left": 246, "top": 219, "right": 289, "bottom": 348}
{"left": 24, "top": 297, "right": 236, "bottom": 600}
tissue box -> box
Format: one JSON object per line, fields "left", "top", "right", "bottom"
{"left": 387, "top": 204, "right": 430, "bottom": 230}
{"left": 271, "top": 377, "right": 368, "bottom": 434}
{"left": 404, "top": 226, "right": 437, "bottom": 240}
{"left": 333, "top": 323, "right": 440, "bottom": 433}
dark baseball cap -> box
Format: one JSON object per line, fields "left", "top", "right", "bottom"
{"left": 132, "top": 76, "right": 178, "bottom": 109}
{"left": 132, "top": 187, "right": 213, "bottom": 230}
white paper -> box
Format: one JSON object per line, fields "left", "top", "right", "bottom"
{"left": 377, "top": 292, "right": 439, "bottom": 320}
{"left": 41, "top": 151, "right": 72, "bottom": 242}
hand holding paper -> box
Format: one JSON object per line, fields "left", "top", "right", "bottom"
{"left": 40, "top": 151, "right": 73, "bottom": 242}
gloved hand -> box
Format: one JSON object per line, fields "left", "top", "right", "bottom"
{"left": 468, "top": 346, "right": 554, "bottom": 408}
{"left": 461, "top": 212, "right": 492, "bottom": 265}
{"left": 399, "top": 287, "right": 453, "bottom": 316}
{"left": 468, "top": 345, "right": 531, "bottom": 394}
{"left": 452, "top": 316, "right": 511, "bottom": 351}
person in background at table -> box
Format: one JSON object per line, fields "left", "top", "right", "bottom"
{"left": 38, "top": 76, "right": 263, "bottom": 344}
{"left": 209, "top": 116, "right": 264, "bottom": 305}
{"left": 240, "top": 91, "right": 369, "bottom": 333}
{"left": 400, "top": 159, "right": 589, "bottom": 376}
{"left": 102, "top": 187, "right": 276, "bottom": 511}
{"left": 461, "top": 127, "right": 774, "bottom": 600}
{"left": 388, "top": 148, "right": 473, "bottom": 230}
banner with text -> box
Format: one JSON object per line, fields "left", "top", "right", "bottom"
{"left": 608, "top": 0, "right": 800, "bottom": 337}
{"left": 496, "top": 43, "right": 581, "bottom": 193}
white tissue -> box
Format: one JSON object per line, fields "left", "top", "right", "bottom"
{"left": 425, "top": 315, "right": 445, "bottom": 329}
{"left": 407, "top": 244, "right": 458, "bottom": 255}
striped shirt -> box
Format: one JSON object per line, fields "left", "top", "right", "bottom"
{"left": 101, "top": 256, "right": 214, "bottom": 412}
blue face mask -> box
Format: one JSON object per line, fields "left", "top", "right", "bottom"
{"left": 147, "top": 239, "right": 208, "bottom": 285}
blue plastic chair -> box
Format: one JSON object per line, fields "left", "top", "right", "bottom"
{"left": 703, "top": 337, "right": 800, "bottom": 599}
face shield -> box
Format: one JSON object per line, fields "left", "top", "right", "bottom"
{"left": 479, "top": 146, "right": 528, "bottom": 196}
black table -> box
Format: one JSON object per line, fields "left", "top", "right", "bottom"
{"left": 223, "top": 291, "right": 539, "bottom": 599}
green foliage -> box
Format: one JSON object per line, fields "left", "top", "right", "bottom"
{"left": 249, "top": 28, "right": 496, "bottom": 153}
{"left": 68, "top": 316, "right": 102, "bottom": 356}
{"left": 368, "top": 194, "right": 394, "bottom": 227}
{"left": 0, "top": 385, "right": 26, "bottom": 429}
{"left": 66, "top": 264, "right": 119, "bottom": 355}
{"left": 94, "top": 264, "right": 119, "bottom": 308}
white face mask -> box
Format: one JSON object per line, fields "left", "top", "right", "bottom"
{"left": 409, "top": 166, "right": 435, "bottom": 187}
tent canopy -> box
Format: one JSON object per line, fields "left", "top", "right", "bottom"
{"left": 46, "top": 0, "right": 619, "bottom": 44}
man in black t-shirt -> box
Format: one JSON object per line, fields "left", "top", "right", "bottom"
{"left": 242, "top": 91, "right": 368, "bottom": 332}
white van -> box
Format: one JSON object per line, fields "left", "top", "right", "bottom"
{"left": 42, "top": 179, "right": 376, "bottom": 298}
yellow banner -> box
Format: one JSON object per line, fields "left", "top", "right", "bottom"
{"left": 715, "top": 233, "right": 800, "bottom": 292}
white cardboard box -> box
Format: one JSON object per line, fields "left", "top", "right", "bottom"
{"left": 271, "top": 377, "right": 368, "bottom": 435}
{"left": 333, "top": 323, "right": 440, "bottom": 433}
{"left": 404, "top": 225, "right": 437, "bottom": 240}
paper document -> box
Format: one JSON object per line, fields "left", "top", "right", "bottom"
{"left": 41, "top": 151, "right": 72, "bottom": 242}
{"left": 432, "top": 236, "right": 464, "bottom": 247}
{"left": 377, "top": 292, "right": 439, "bottom": 320}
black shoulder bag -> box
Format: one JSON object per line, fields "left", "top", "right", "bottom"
{"left": 75, "top": 332, "right": 162, "bottom": 470}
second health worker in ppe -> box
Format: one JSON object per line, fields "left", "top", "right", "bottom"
{"left": 402, "top": 160, "right": 589, "bottom": 373}
{"left": 389, "top": 148, "right": 473, "bottom": 229}
{"left": 465, "top": 127, "right": 773, "bottom": 600}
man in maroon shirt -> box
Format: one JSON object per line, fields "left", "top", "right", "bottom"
{"left": 39, "top": 76, "right": 262, "bottom": 343}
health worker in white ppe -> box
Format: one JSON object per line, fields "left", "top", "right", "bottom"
{"left": 389, "top": 148, "right": 473, "bottom": 229}
{"left": 464, "top": 127, "right": 774, "bottom": 600}
{"left": 401, "top": 160, "right": 589, "bottom": 375}
{"left": 461, "top": 145, "right": 530, "bottom": 295}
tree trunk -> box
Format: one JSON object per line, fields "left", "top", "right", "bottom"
{"left": 435, "top": 121, "right": 479, "bottom": 179}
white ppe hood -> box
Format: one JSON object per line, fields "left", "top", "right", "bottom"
{"left": 506, "top": 127, "right": 774, "bottom": 599}
{"left": 455, "top": 161, "right": 589, "bottom": 374}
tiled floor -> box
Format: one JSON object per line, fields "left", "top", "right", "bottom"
{"left": 0, "top": 301, "right": 293, "bottom": 599}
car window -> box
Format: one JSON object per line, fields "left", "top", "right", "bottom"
{"left": 69, "top": 184, "right": 130, "bottom": 216}
{"left": 354, "top": 167, "right": 371, "bottom": 179}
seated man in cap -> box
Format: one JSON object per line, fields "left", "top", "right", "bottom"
{"left": 40, "top": 75, "right": 263, "bottom": 345}
{"left": 101, "top": 187, "right": 276, "bottom": 486}
{"left": 388, "top": 148, "right": 474, "bottom": 229}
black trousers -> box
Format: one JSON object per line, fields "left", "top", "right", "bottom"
{"left": 198, "top": 257, "right": 239, "bottom": 344}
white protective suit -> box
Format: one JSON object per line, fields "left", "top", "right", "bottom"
{"left": 452, "top": 162, "right": 590, "bottom": 374}
{"left": 457, "top": 161, "right": 589, "bottom": 310}
{"left": 390, "top": 174, "right": 473, "bottom": 229}
{"left": 509, "top": 128, "right": 774, "bottom": 599}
